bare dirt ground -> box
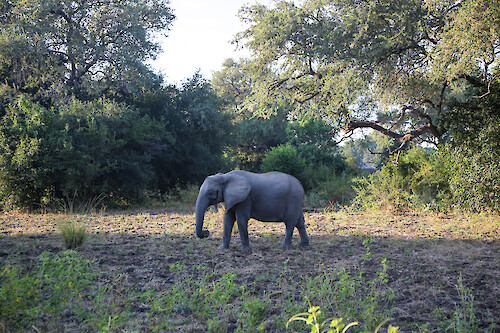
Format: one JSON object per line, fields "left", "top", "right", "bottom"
{"left": 1, "top": 207, "right": 499, "bottom": 332}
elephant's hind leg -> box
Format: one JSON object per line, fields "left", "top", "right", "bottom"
{"left": 296, "top": 212, "right": 309, "bottom": 247}
{"left": 282, "top": 223, "right": 295, "bottom": 249}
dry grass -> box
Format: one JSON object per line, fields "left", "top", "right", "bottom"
{"left": 0, "top": 208, "right": 499, "bottom": 332}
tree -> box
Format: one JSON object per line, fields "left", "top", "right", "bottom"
{"left": 286, "top": 118, "right": 341, "bottom": 167}
{"left": 150, "top": 73, "right": 233, "bottom": 191}
{"left": 0, "top": 0, "right": 174, "bottom": 102}
{"left": 212, "top": 59, "right": 289, "bottom": 171}
{"left": 236, "top": 0, "right": 500, "bottom": 153}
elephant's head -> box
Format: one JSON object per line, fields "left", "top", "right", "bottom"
{"left": 195, "top": 172, "right": 250, "bottom": 238}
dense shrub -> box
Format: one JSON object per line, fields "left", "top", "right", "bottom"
{"left": 353, "top": 147, "right": 451, "bottom": 212}
{"left": 0, "top": 98, "right": 161, "bottom": 210}
{"left": 150, "top": 74, "right": 233, "bottom": 191}
{"left": 352, "top": 144, "right": 499, "bottom": 213}
{"left": 261, "top": 144, "right": 306, "bottom": 182}
{"left": 447, "top": 144, "right": 499, "bottom": 213}
{"left": 0, "top": 99, "right": 55, "bottom": 209}
{"left": 0, "top": 74, "right": 234, "bottom": 211}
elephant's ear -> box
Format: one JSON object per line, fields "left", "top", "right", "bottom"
{"left": 223, "top": 173, "right": 251, "bottom": 211}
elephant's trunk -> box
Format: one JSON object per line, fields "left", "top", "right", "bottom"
{"left": 195, "top": 196, "right": 210, "bottom": 238}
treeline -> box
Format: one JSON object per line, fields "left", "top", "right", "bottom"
{"left": 0, "top": 0, "right": 232, "bottom": 210}
{"left": 0, "top": 75, "right": 233, "bottom": 210}
{"left": 0, "top": 0, "right": 499, "bottom": 213}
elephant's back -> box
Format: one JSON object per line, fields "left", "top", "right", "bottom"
{"left": 262, "top": 171, "right": 304, "bottom": 192}
{"left": 227, "top": 170, "right": 304, "bottom": 197}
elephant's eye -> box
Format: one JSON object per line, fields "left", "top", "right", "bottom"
{"left": 208, "top": 190, "right": 217, "bottom": 200}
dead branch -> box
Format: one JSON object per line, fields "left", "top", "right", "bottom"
{"left": 333, "top": 130, "right": 355, "bottom": 145}
{"left": 346, "top": 120, "right": 440, "bottom": 154}
{"left": 473, "top": 74, "right": 497, "bottom": 98}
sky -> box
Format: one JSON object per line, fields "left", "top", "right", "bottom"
{"left": 152, "top": 0, "right": 273, "bottom": 85}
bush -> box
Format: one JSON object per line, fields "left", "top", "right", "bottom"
{"left": 305, "top": 173, "right": 356, "bottom": 207}
{"left": 446, "top": 144, "right": 499, "bottom": 213}
{"left": 352, "top": 144, "right": 499, "bottom": 213}
{"left": 261, "top": 144, "right": 307, "bottom": 182}
{"left": 261, "top": 143, "right": 352, "bottom": 201}
{"left": 0, "top": 97, "right": 161, "bottom": 210}
{"left": 352, "top": 147, "right": 451, "bottom": 212}
{"left": 0, "top": 98, "right": 55, "bottom": 210}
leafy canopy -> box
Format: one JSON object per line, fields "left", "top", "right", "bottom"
{"left": 236, "top": 0, "right": 500, "bottom": 152}
{"left": 0, "top": 0, "right": 174, "bottom": 101}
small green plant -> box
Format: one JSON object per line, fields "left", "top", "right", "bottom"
{"left": 446, "top": 275, "right": 480, "bottom": 332}
{"left": 287, "top": 301, "right": 399, "bottom": 333}
{"left": 236, "top": 297, "right": 269, "bottom": 332}
{"left": 287, "top": 300, "right": 358, "bottom": 333}
{"left": 60, "top": 221, "right": 87, "bottom": 249}
{"left": 0, "top": 251, "right": 97, "bottom": 330}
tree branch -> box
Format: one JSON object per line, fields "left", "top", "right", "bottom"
{"left": 346, "top": 120, "right": 440, "bottom": 154}
{"left": 473, "top": 74, "right": 497, "bottom": 98}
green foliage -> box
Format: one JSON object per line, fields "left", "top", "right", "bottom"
{"left": 286, "top": 119, "right": 340, "bottom": 168}
{"left": 138, "top": 264, "right": 266, "bottom": 332}
{"left": 212, "top": 59, "right": 290, "bottom": 172}
{"left": 0, "top": 0, "right": 174, "bottom": 99}
{"left": 444, "top": 86, "right": 500, "bottom": 213}
{"left": 236, "top": 0, "right": 500, "bottom": 161}
{"left": 236, "top": 297, "right": 269, "bottom": 332}
{"left": 261, "top": 144, "right": 307, "bottom": 181}
{"left": 446, "top": 145, "right": 500, "bottom": 213}
{"left": 0, "top": 251, "right": 97, "bottom": 330}
{"left": 353, "top": 147, "right": 451, "bottom": 212}
{"left": 0, "top": 250, "right": 142, "bottom": 331}
{"left": 303, "top": 257, "right": 394, "bottom": 331}
{"left": 0, "top": 97, "right": 162, "bottom": 210}
{"left": 353, "top": 142, "right": 499, "bottom": 213}
{"left": 445, "top": 276, "right": 480, "bottom": 333}
{"left": 0, "top": 73, "right": 234, "bottom": 211}
{"left": 0, "top": 0, "right": 239, "bottom": 211}
{"left": 228, "top": 113, "right": 288, "bottom": 172}
{"left": 305, "top": 174, "right": 355, "bottom": 207}
{"left": 341, "top": 135, "right": 396, "bottom": 171}
{"left": 150, "top": 73, "right": 233, "bottom": 191}
{"left": 0, "top": 98, "right": 55, "bottom": 209}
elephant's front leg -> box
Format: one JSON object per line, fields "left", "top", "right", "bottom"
{"left": 219, "top": 211, "right": 236, "bottom": 250}
{"left": 235, "top": 211, "right": 252, "bottom": 253}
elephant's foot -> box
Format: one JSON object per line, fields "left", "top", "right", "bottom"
{"left": 298, "top": 241, "right": 310, "bottom": 248}
{"left": 218, "top": 244, "right": 230, "bottom": 251}
{"left": 281, "top": 242, "right": 294, "bottom": 250}
{"left": 197, "top": 230, "right": 210, "bottom": 238}
{"left": 237, "top": 245, "right": 252, "bottom": 254}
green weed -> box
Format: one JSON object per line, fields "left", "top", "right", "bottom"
{"left": 236, "top": 297, "right": 269, "bottom": 332}
{"left": 302, "top": 240, "right": 394, "bottom": 331}
{"left": 287, "top": 301, "right": 399, "bottom": 333}
{"left": 0, "top": 251, "right": 96, "bottom": 330}
{"left": 445, "top": 275, "right": 480, "bottom": 333}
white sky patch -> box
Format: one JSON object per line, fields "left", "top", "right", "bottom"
{"left": 152, "top": 0, "right": 274, "bottom": 85}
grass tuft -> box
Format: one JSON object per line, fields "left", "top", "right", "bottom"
{"left": 59, "top": 221, "right": 87, "bottom": 249}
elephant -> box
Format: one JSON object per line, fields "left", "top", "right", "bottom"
{"left": 195, "top": 170, "right": 310, "bottom": 252}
